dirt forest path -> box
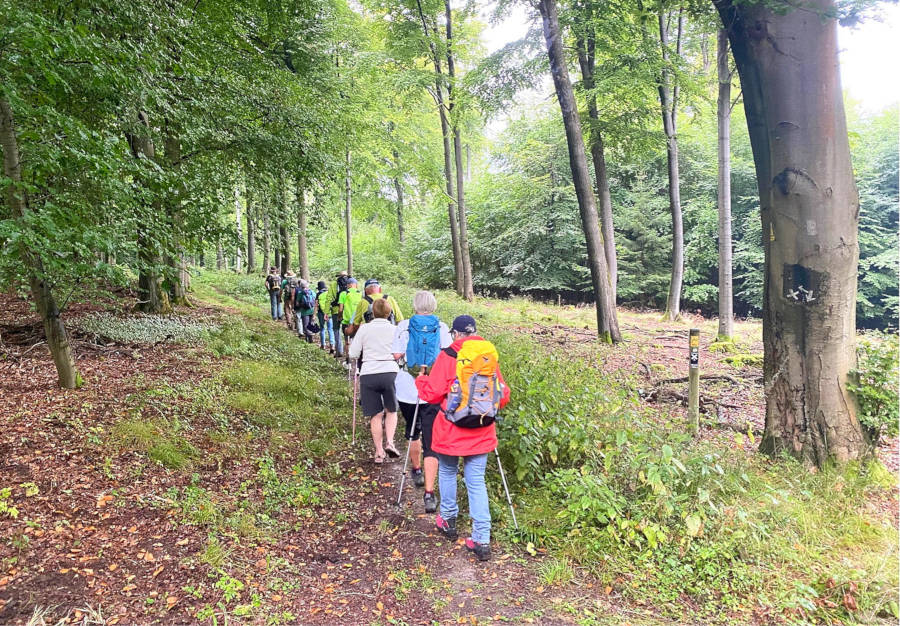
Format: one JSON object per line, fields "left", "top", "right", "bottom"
{"left": 0, "top": 284, "right": 644, "bottom": 626}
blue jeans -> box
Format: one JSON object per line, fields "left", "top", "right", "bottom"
{"left": 318, "top": 313, "right": 335, "bottom": 348}
{"left": 269, "top": 291, "right": 283, "bottom": 320}
{"left": 438, "top": 453, "right": 491, "bottom": 544}
{"left": 332, "top": 314, "right": 343, "bottom": 355}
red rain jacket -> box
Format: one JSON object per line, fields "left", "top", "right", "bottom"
{"left": 415, "top": 335, "right": 511, "bottom": 457}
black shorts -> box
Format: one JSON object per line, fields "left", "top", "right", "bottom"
{"left": 399, "top": 401, "right": 439, "bottom": 459}
{"left": 359, "top": 372, "right": 397, "bottom": 418}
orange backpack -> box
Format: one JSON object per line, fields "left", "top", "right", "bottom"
{"left": 445, "top": 339, "right": 503, "bottom": 428}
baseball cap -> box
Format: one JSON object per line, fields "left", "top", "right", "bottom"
{"left": 364, "top": 278, "right": 380, "bottom": 288}
{"left": 451, "top": 315, "right": 476, "bottom": 334}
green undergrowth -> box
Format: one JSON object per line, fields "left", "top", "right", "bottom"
{"left": 188, "top": 271, "right": 898, "bottom": 623}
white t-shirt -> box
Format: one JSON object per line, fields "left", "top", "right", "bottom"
{"left": 392, "top": 317, "right": 452, "bottom": 404}
{"left": 347, "top": 318, "right": 400, "bottom": 376}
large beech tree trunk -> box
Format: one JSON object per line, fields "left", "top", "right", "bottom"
{"left": 278, "top": 174, "right": 290, "bottom": 276}
{"left": 716, "top": 0, "right": 867, "bottom": 465}
{"left": 128, "top": 111, "right": 172, "bottom": 315}
{"left": 415, "top": 0, "right": 462, "bottom": 293}
{"left": 0, "top": 96, "right": 82, "bottom": 388}
{"left": 345, "top": 150, "right": 353, "bottom": 276}
{"left": 576, "top": 26, "right": 617, "bottom": 298}
{"left": 716, "top": 28, "right": 734, "bottom": 341}
{"left": 539, "top": 0, "right": 621, "bottom": 343}
{"left": 657, "top": 11, "right": 685, "bottom": 321}
{"left": 445, "top": 0, "right": 474, "bottom": 301}
{"left": 164, "top": 123, "right": 191, "bottom": 307}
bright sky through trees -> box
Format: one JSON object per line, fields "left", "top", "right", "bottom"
{"left": 480, "top": 1, "right": 900, "bottom": 111}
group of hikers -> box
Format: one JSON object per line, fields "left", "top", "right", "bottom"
{"left": 264, "top": 267, "right": 510, "bottom": 561}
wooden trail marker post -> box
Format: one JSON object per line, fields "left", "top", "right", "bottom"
{"left": 688, "top": 328, "right": 700, "bottom": 435}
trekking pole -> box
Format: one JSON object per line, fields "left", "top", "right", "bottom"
{"left": 494, "top": 449, "right": 519, "bottom": 531}
{"left": 396, "top": 366, "right": 426, "bottom": 509}
{"left": 351, "top": 360, "right": 358, "bottom": 444}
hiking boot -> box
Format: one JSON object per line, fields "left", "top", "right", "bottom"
{"left": 423, "top": 491, "right": 437, "bottom": 514}
{"left": 465, "top": 538, "right": 491, "bottom": 561}
{"left": 411, "top": 467, "right": 425, "bottom": 488}
{"left": 435, "top": 513, "right": 457, "bottom": 540}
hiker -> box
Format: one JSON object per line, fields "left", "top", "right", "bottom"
{"left": 415, "top": 315, "right": 510, "bottom": 562}
{"left": 345, "top": 279, "right": 404, "bottom": 337}
{"left": 313, "top": 280, "right": 335, "bottom": 351}
{"left": 294, "top": 279, "right": 316, "bottom": 343}
{"left": 282, "top": 270, "right": 297, "bottom": 330}
{"left": 338, "top": 278, "right": 363, "bottom": 367}
{"left": 326, "top": 271, "right": 349, "bottom": 358}
{"left": 265, "top": 267, "right": 283, "bottom": 321}
{"left": 347, "top": 298, "right": 401, "bottom": 464}
{"left": 392, "top": 290, "right": 451, "bottom": 513}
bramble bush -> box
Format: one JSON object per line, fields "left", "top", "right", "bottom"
{"left": 848, "top": 330, "right": 899, "bottom": 444}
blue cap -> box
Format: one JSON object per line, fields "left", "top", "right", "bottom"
{"left": 451, "top": 315, "right": 476, "bottom": 334}
{"left": 364, "top": 278, "right": 380, "bottom": 288}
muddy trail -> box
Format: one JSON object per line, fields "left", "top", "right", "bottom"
{"left": 0, "top": 289, "right": 635, "bottom": 626}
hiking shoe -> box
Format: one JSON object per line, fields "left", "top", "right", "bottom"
{"left": 435, "top": 514, "right": 457, "bottom": 540}
{"left": 423, "top": 491, "right": 437, "bottom": 514}
{"left": 411, "top": 467, "right": 425, "bottom": 488}
{"left": 465, "top": 538, "right": 491, "bottom": 561}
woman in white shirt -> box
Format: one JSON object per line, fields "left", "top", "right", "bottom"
{"left": 348, "top": 297, "right": 400, "bottom": 463}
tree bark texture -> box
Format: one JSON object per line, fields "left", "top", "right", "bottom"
{"left": 246, "top": 186, "right": 257, "bottom": 273}
{"left": 538, "top": 0, "right": 621, "bottom": 343}
{"left": 297, "top": 183, "right": 309, "bottom": 281}
{"left": 262, "top": 207, "right": 271, "bottom": 271}
{"left": 0, "top": 96, "right": 81, "bottom": 388}
{"left": 345, "top": 150, "right": 353, "bottom": 276}
{"left": 217, "top": 243, "right": 225, "bottom": 271}
{"left": 445, "top": 0, "right": 474, "bottom": 301}
{"left": 576, "top": 27, "right": 618, "bottom": 299}
{"left": 129, "top": 111, "right": 172, "bottom": 315}
{"left": 278, "top": 174, "right": 290, "bottom": 275}
{"left": 234, "top": 182, "right": 244, "bottom": 273}
{"left": 657, "top": 11, "right": 685, "bottom": 321}
{"left": 716, "top": 0, "right": 867, "bottom": 465}
{"left": 393, "top": 147, "right": 405, "bottom": 244}
{"left": 415, "top": 0, "right": 462, "bottom": 293}
{"left": 716, "top": 28, "right": 735, "bottom": 341}
{"left": 164, "top": 124, "right": 191, "bottom": 307}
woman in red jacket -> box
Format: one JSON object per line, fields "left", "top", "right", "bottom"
{"left": 415, "top": 315, "right": 510, "bottom": 561}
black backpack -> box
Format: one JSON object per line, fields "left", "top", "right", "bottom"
{"left": 266, "top": 274, "right": 281, "bottom": 292}
{"left": 363, "top": 294, "right": 395, "bottom": 324}
{"left": 331, "top": 275, "right": 350, "bottom": 308}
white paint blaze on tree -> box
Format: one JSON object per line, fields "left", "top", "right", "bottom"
{"left": 716, "top": 0, "right": 868, "bottom": 465}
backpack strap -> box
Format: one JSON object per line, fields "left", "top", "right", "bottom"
{"left": 443, "top": 347, "right": 458, "bottom": 359}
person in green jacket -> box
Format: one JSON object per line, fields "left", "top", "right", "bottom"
{"left": 339, "top": 277, "right": 362, "bottom": 339}
{"left": 325, "top": 271, "right": 348, "bottom": 357}
{"left": 345, "top": 279, "right": 404, "bottom": 336}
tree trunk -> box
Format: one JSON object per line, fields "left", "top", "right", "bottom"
{"left": 393, "top": 175, "right": 405, "bottom": 244}
{"left": 216, "top": 243, "right": 225, "bottom": 271}
{"left": 128, "top": 111, "right": 172, "bottom": 314}
{"left": 279, "top": 174, "right": 290, "bottom": 275}
{"left": 234, "top": 182, "right": 244, "bottom": 273}
{"left": 345, "top": 150, "right": 353, "bottom": 276}
{"left": 538, "top": 0, "right": 621, "bottom": 343}
{"left": 164, "top": 123, "right": 191, "bottom": 307}
{"left": 576, "top": 30, "right": 618, "bottom": 298}
{"left": 716, "top": 28, "right": 734, "bottom": 341}
{"left": 262, "top": 208, "right": 271, "bottom": 271}
{"left": 657, "top": 11, "right": 685, "bottom": 321}
{"left": 445, "top": 0, "right": 474, "bottom": 301}
{"left": 297, "top": 182, "right": 309, "bottom": 281}
{"left": 246, "top": 186, "right": 256, "bottom": 273}
{"left": 415, "top": 0, "right": 462, "bottom": 293}
{"left": 0, "top": 96, "right": 82, "bottom": 389}
{"left": 716, "top": 0, "right": 867, "bottom": 465}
